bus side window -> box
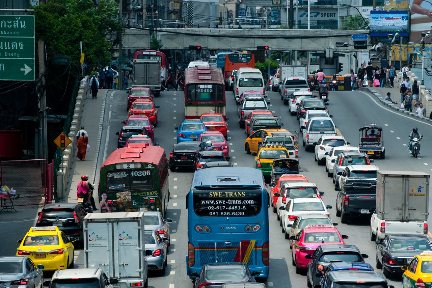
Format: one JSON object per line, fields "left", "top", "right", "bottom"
{"left": 186, "top": 192, "right": 189, "bottom": 209}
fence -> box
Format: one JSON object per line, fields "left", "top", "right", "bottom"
{"left": 1, "top": 159, "right": 53, "bottom": 205}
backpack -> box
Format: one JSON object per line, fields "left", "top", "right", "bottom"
{"left": 389, "top": 69, "right": 394, "bottom": 77}
{"left": 91, "top": 78, "right": 98, "bottom": 90}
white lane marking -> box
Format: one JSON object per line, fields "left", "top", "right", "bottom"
{"left": 170, "top": 271, "right": 176, "bottom": 275}
{"left": 229, "top": 143, "right": 233, "bottom": 145}
{"left": 171, "top": 260, "right": 176, "bottom": 264}
{"left": 425, "top": 163, "right": 429, "bottom": 166}
{"left": 384, "top": 124, "right": 388, "bottom": 126}
{"left": 174, "top": 186, "right": 177, "bottom": 189}
{"left": 231, "top": 150, "right": 234, "bottom": 152}
{"left": 172, "top": 249, "right": 176, "bottom": 252}
{"left": 172, "top": 239, "right": 176, "bottom": 242}
{"left": 174, "top": 178, "right": 177, "bottom": 181}
{"left": 173, "top": 130, "right": 176, "bottom": 133}
{"left": 390, "top": 130, "right": 394, "bottom": 133}
{"left": 268, "top": 283, "right": 274, "bottom": 287}
{"left": 169, "top": 284, "right": 174, "bottom": 288}
{"left": 173, "top": 98, "right": 176, "bottom": 100}
{"left": 234, "top": 163, "right": 238, "bottom": 165}
{"left": 403, "top": 143, "right": 407, "bottom": 146}
{"left": 174, "top": 195, "right": 177, "bottom": 198}
{"left": 270, "top": 104, "right": 273, "bottom": 106}
{"left": 173, "top": 212, "right": 177, "bottom": 215}
{"left": 396, "top": 137, "right": 400, "bottom": 139}
{"left": 172, "top": 229, "right": 176, "bottom": 233}
{"left": 174, "top": 110, "right": 176, "bottom": 113}
{"left": 173, "top": 203, "right": 177, "bottom": 207}
{"left": 173, "top": 137, "right": 176, "bottom": 140}
{"left": 173, "top": 116, "right": 176, "bottom": 119}
{"left": 174, "top": 104, "right": 176, "bottom": 106}
{"left": 232, "top": 156, "right": 236, "bottom": 159}
{"left": 227, "top": 130, "right": 230, "bottom": 132}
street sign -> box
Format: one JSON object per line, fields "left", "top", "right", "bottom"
{"left": 54, "top": 132, "right": 72, "bottom": 151}
{"left": 117, "top": 57, "right": 127, "bottom": 63}
{"left": 0, "top": 15, "right": 35, "bottom": 81}
{"left": 352, "top": 34, "right": 368, "bottom": 40}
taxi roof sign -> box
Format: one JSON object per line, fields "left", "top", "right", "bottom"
{"left": 30, "top": 226, "right": 59, "bottom": 231}
{"left": 304, "top": 224, "right": 334, "bottom": 229}
{"left": 420, "top": 251, "right": 432, "bottom": 256}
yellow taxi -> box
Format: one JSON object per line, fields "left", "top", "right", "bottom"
{"left": 255, "top": 144, "right": 290, "bottom": 178}
{"left": 16, "top": 226, "right": 75, "bottom": 271}
{"left": 244, "top": 129, "right": 297, "bottom": 155}
{"left": 402, "top": 251, "right": 432, "bottom": 288}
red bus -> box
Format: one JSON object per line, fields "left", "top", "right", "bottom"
{"left": 184, "top": 66, "right": 226, "bottom": 119}
{"left": 133, "top": 50, "right": 168, "bottom": 82}
{"left": 224, "top": 53, "right": 255, "bottom": 89}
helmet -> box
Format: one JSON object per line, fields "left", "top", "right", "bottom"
{"left": 413, "top": 127, "right": 418, "bottom": 133}
{"left": 206, "top": 140, "right": 212, "bottom": 147}
{"left": 81, "top": 175, "right": 88, "bottom": 181}
{"left": 322, "top": 80, "right": 325, "bottom": 83}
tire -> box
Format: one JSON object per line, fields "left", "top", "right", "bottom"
{"left": 295, "top": 262, "right": 302, "bottom": 274}
{"left": 144, "top": 278, "right": 149, "bottom": 288}
{"left": 325, "top": 165, "right": 328, "bottom": 172}
{"left": 370, "top": 229, "right": 376, "bottom": 241}
{"left": 380, "top": 150, "right": 385, "bottom": 159}
{"left": 302, "top": 141, "right": 305, "bottom": 147}
{"left": 170, "top": 165, "right": 175, "bottom": 172}
{"left": 240, "top": 121, "right": 245, "bottom": 128}
{"left": 307, "top": 273, "right": 312, "bottom": 288}
{"left": 341, "top": 209, "right": 348, "bottom": 224}
{"left": 160, "top": 259, "right": 166, "bottom": 275}
{"left": 285, "top": 231, "right": 289, "bottom": 239}
{"left": 327, "top": 171, "right": 332, "bottom": 178}
{"left": 273, "top": 206, "right": 277, "bottom": 213}
{"left": 153, "top": 121, "right": 157, "bottom": 127}
{"left": 246, "top": 144, "right": 251, "bottom": 154}
{"left": 336, "top": 202, "right": 341, "bottom": 217}
{"left": 291, "top": 250, "right": 296, "bottom": 266}
{"left": 414, "top": 147, "right": 418, "bottom": 158}
{"left": 332, "top": 177, "right": 335, "bottom": 184}
{"left": 382, "top": 266, "right": 390, "bottom": 278}
{"left": 282, "top": 226, "right": 285, "bottom": 234}
{"left": 314, "top": 154, "right": 317, "bottom": 162}
{"left": 277, "top": 213, "right": 280, "bottom": 221}
{"left": 376, "top": 255, "right": 382, "bottom": 269}
{"left": 154, "top": 90, "right": 160, "bottom": 97}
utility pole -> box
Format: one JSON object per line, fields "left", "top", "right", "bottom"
{"left": 399, "top": 36, "right": 402, "bottom": 71}
{"left": 119, "top": 0, "right": 123, "bottom": 91}
{"left": 38, "top": 40, "right": 48, "bottom": 160}
{"left": 288, "top": 0, "right": 293, "bottom": 29}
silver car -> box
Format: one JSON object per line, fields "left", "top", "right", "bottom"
{"left": 144, "top": 212, "right": 172, "bottom": 248}
{"left": 144, "top": 230, "right": 168, "bottom": 276}
{"left": 0, "top": 256, "right": 44, "bottom": 288}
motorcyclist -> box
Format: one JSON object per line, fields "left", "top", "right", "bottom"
{"left": 319, "top": 80, "right": 328, "bottom": 101}
{"left": 409, "top": 127, "right": 422, "bottom": 154}
{"left": 330, "top": 74, "right": 338, "bottom": 91}
{"left": 204, "top": 140, "right": 213, "bottom": 151}
{"left": 77, "top": 175, "right": 97, "bottom": 210}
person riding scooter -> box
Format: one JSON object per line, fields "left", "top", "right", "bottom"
{"left": 77, "top": 175, "right": 97, "bottom": 211}
{"left": 319, "top": 80, "right": 329, "bottom": 102}
{"left": 330, "top": 74, "right": 338, "bottom": 91}
{"left": 409, "top": 127, "right": 422, "bottom": 155}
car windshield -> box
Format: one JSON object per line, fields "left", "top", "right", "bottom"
{"left": 24, "top": 235, "right": 59, "bottom": 246}
{"left": 342, "top": 157, "right": 367, "bottom": 165}
{"left": 285, "top": 79, "right": 308, "bottom": 86}
{"left": 252, "top": 113, "right": 271, "bottom": 118}
{"left": 259, "top": 149, "right": 288, "bottom": 159}
{"left": 389, "top": 239, "right": 431, "bottom": 251}
{"left": 144, "top": 215, "right": 160, "bottom": 225}
{"left": 333, "top": 284, "right": 386, "bottom": 288}
{"left": 267, "top": 137, "right": 293, "bottom": 145}
{"left": 292, "top": 202, "right": 324, "bottom": 212}
{"left": 295, "top": 95, "right": 313, "bottom": 101}
{"left": 245, "top": 101, "right": 266, "bottom": 108}
{"left": 304, "top": 232, "right": 340, "bottom": 243}
{"left": 309, "top": 120, "right": 335, "bottom": 132}
{"left": 127, "top": 119, "right": 150, "bottom": 126}
{"left": 253, "top": 119, "right": 278, "bottom": 125}
{"left": 50, "top": 279, "right": 102, "bottom": 288}
{"left": 350, "top": 171, "right": 377, "bottom": 178}
{"left": 128, "top": 139, "right": 151, "bottom": 144}
{"left": 308, "top": 112, "right": 328, "bottom": 119}
{"left": 200, "top": 155, "right": 226, "bottom": 161}
{"left": 422, "top": 261, "right": 432, "bottom": 273}
{"left": 175, "top": 143, "right": 201, "bottom": 150}
{"left": 303, "top": 101, "right": 324, "bottom": 108}
{"left": 201, "top": 135, "right": 225, "bottom": 142}
{"left": 131, "top": 90, "right": 149, "bottom": 96}
{"left": 132, "top": 103, "right": 153, "bottom": 110}
{"left": 244, "top": 93, "right": 262, "bottom": 99}
{"left": 319, "top": 253, "right": 362, "bottom": 262}
{"left": 144, "top": 232, "right": 156, "bottom": 244}
{"left": 201, "top": 116, "right": 223, "bottom": 122}
{"left": 182, "top": 124, "right": 205, "bottom": 131}
{"left": 239, "top": 78, "right": 263, "bottom": 87}
{"left": 205, "top": 266, "right": 248, "bottom": 281}
{"left": 298, "top": 218, "right": 331, "bottom": 229}
{"left": 0, "top": 262, "right": 22, "bottom": 273}
{"left": 322, "top": 139, "right": 345, "bottom": 147}
{"left": 287, "top": 188, "right": 318, "bottom": 198}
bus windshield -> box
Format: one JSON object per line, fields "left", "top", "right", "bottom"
{"left": 187, "top": 84, "right": 224, "bottom": 101}
{"left": 192, "top": 189, "right": 262, "bottom": 217}
{"left": 228, "top": 54, "right": 252, "bottom": 63}
{"left": 106, "top": 170, "right": 153, "bottom": 191}
{"left": 136, "top": 55, "right": 161, "bottom": 61}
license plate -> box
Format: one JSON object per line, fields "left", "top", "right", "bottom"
{"left": 53, "top": 221, "right": 64, "bottom": 226}
{"left": 78, "top": 198, "right": 84, "bottom": 203}
{"left": 181, "top": 156, "right": 187, "bottom": 160}
{"left": 190, "top": 135, "right": 197, "bottom": 139}
{"left": 367, "top": 151, "right": 374, "bottom": 155}
{"left": 361, "top": 209, "right": 370, "bottom": 214}
{"left": 209, "top": 126, "right": 215, "bottom": 129}
{"left": 34, "top": 253, "right": 46, "bottom": 258}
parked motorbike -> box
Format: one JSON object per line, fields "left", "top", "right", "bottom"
{"left": 411, "top": 137, "right": 422, "bottom": 158}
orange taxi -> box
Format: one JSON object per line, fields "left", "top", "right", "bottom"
{"left": 128, "top": 100, "right": 159, "bottom": 126}
{"left": 271, "top": 174, "right": 308, "bottom": 214}
{"left": 244, "top": 110, "right": 274, "bottom": 135}
{"left": 200, "top": 112, "right": 228, "bottom": 138}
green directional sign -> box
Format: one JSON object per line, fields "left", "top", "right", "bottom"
{"left": 0, "top": 15, "right": 35, "bottom": 81}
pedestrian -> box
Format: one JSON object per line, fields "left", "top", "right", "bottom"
{"left": 400, "top": 83, "right": 407, "bottom": 103}
{"left": 89, "top": 75, "right": 99, "bottom": 99}
{"left": 402, "top": 64, "right": 408, "bottom": 79}
{"left": 99, "top": 68, "right": 106, "bottom": 89}
{"left": 380, "top": 67, "right": 386, "bottom": 87}
{"left": 374, "top": 66, "right": 380, "bottom": 83}
{"left": 357, "top": 65, "right": 364, "bottom": 88}
{"left": 90, "top": 67, "right": 98, "bottom": 78}
{"left": 404, "top": 91, "right": 413, "bottom": 112}
{"left": 175, "top": 69, "right": 184, "bottom": 91}
{"left": 412, "top": 80, "right": 419, "bottom": 106}
{"left": 365, "top": 62, "right": 374, "bottom": 87}
{"left": 388, "top": 65, "right": 395, "bottom": 88}
{"left": 385, "top": 92, "right": 397, "bottom": 104}
{"left": 76, "top": 132, "right": 88, "bottom": 161}
{"left": 404, "top": 77, "right": 412, "bottom": 91}
{"left": 76, "top": 126, "right": 88, "bottom": 140}
{"left": 416, "top": 103, "right": 426, "bottom": 117}
{"left": 106, "top": 67, "right": 114, "bottom": 89}
{"left": 166, "top": 71, "right": 175, "bottom": 90}
{"left": 350, "top": 70, "right": 356, "bottom": 91}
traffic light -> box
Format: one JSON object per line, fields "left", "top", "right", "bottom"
{"left": 257, "top": 45, "right": 269, "bottom": 50}
{"left": 60, "top": 135, "right": 65, "bottom": 149}
{"left": 189, "top": 45, "right": 201, "bottom": 50}
{"left": 338, "top": 63, "right": 343, "bottom": 73}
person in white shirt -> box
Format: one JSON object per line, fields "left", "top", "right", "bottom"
{"left": 76, "top": 126, "right": 88, "bottom": 140}
{"left": 416, "top": 103, "right": 426, "bottom": 117}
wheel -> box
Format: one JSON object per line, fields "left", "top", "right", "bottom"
{"left": 380, "top": 150, "right": 385, "bottom": 159}
{"left": 336, "top": 202, "right": 341, "bottom": 217}
{"left": 170, "top": 165, "right": 175, "bottom": 172}
{"left": 314, "top": 154, "right": 317, "bottom": 162}
{"left": 307, "top": 273, "right": 312, "bottom": 288}
{"left": 327, "top": 171, "right": 332, "bottom": 177}
{"left": 69, "top": 251, "right": 75, "bottom": 268}
{"left": 160, "top": 259, "right": 166, "bottom": 275}
{"left": 246, "top": 144, "right": 251, "bottom": 154}
{"left": 284, "top": 100, "right": 288, "bottom": 105}
{"left": 376, "top": 254, "right": 382, "bottom": 269}
{"left": 295, "top": 262, "right": 302, "bottom": 274}
{"left": 240, "top": 121, "right": 245, "bottom": 128}
{"left": 291, "top": 250, "right": 296, "bottom": 266}
{"left": 302, "top": 141, "right": 305, "bottom": 147}
{"left": 414, "top": 147, "right": 418, "bottom": 158}
{"left": 273, "top": 206, "right": 277, "bottom": 213}
{"left": 153, "top": 121, "right": 157, "bottom": 127}
{"left": 285, "top": 231, "right": 289, "bottom": 239}
{"left": 325, "top": 165, "right": 328, "bottom": 172}
{"left": 332, "top": 177, "right": 335, "bottom": 184}
{"left": 341, "top": 209, "right": 348, "bottom": 224}
{"left": 154, "top": 90, "right": 160, "bottom": 97}
{"left": 370, "top": 229, "right": 376, "bottom": 241}
{"left": 382, "top": 265, "right": 390, "bottom": 278}
{"left": 144, "top": 278, "right": 149, "bottom": 288}
{"left": 277, "top": 213, "right": 280, "bottom": 221}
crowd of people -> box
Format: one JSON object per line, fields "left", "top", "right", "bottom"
{"left": 355, "top": 62, "right": 397, "bottom": 89}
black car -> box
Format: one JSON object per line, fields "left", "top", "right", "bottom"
{"left": 116, "top": 126, "right": 147, "bottom": 148}
{"left": 306, "top": 244, "right": 368, "bottom": 288}
{"left": 169, "top": 142, "right": 206, "bottom": 172}
{"left": 196, "top": 151, "right": 227, "bottom": 169}
{"left": 321, "top": 270, "right": 394, "bottom": 288}
{"left": 296, "top": 98, "right": 327, "bottom": 120}
{"left": 192, "top": 263, "right": 259, "bottom": 288}
{"left": 376, "top": 235, "right": 432, "bottom": 277}
{"left": 36, "top": 203, "right": 87, "bottom": 244}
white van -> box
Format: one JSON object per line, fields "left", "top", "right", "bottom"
{"left": 188, "top": 61, "right": 210, "bottom": 68}
{"left": 235, "top": 68, "right": 265, "bottom": 98}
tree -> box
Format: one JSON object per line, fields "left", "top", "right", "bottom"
{"left": 255, "top": 59, "right": 279, "bottom": 77}
{"left": 340, "top": 14, "right": 369, "bottom": 30}
{"left": 150, "top": 33, "right": 163, "bottom": 51}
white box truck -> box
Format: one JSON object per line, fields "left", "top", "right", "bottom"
{"left": 278, "top": 65, "right": 307, "bottom": 83}
{"left": 370, "top": 171, "right": 430, "bottom": 241}
{"left": 83, "top": 212, "right": 149, "bottom": 288}
{"left": 132, "top": 59, "right": 162, "bottom": 97}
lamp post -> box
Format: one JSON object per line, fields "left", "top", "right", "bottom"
{"left": 390, "top": 33, "right": 400, "bottom": 70}
{"left": 420, "top": 31, "right": 431, "bottom": 85}
{"left": 387, "top": 34, "right": 393, "bottom": 67}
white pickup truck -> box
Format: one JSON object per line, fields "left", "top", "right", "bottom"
{"left": 302, "top": 117, "right": 338, "bottom": 151}
{"left": 370, "top": 171, "right": 430, "bottom": 241}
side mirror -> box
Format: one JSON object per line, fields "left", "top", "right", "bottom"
{"left": 331, "top": 159, "right": 335, "bottom": 163}
{"left": 304, "top": 254, "right": 312, "bottom": 259}
{"left": 37, "top": 264, "right": 44, "bottom": 270}
{"left": 289, "top": 235, "right": 296, "bottom": 240}
{"left": 17, "top": 239, "right": 22, "bottom": 243}
{"left": 110, "top": 278, "right": 119, "bottom": 285}
{"left": 122, "top": 120, "right": 126, "bottom": 124}
{"left": 279, "top": 206, "right": 285, "bottom": 210}
{"left": 126, "top": 88, "right": 131, "bottom": 92}
{"left": 342, "top": 235, "right": 349, "bottom": 239}
{"left": 319, "top": 191, "right": 324, "bottom": 196}
{"left": 274, "top": 193, "right": 280, "bottom": 197}
{"left": 155, "top": 143, "right": 159, "bottom": 146}
{"left": 325, "top": 152, "right": 329, "bottom": 155}
{"left": 401, "top": 265, "right": 407, "bottom": 272}
{"left": 166, "top": 218, "right": 173, "bottom": 223}
{"left": 116, "top": 132, "right": 120, "bottom": 135}
{"left": 226, "top": 117, "right": 229, "bottom": 121}
{"left": 329, "top": 114, "right": 333, "bottom": 117}
{"left": 155, "top": 105, "right": 160, "bottom": 108}
{"left": 37, "top": 211, "right": 41, "bottom": 216}
{"left": 361, "top": 254, "right": 369, "bottom": 259}
{"left": 191, "top": 271, "right": 199, "bottom": 277}
{"left": 333, "top": 222, "right": 338, "bottom": 226}
{"left": 145, "top": 250, "right": 153, "bottom": 256}
{"left": 326, "top": 205, "right": 332, "bottom": 209}
{"left": 251, "top": 271, "right": 261, "bottom": 276}
{"left": 174, "top": 127, "right": 179, "bottom": 130}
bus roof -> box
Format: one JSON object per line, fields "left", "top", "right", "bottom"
{"left": 191, "top": 167, "right": 264, "bottom": 189}
{"left": 101, "top": 146, "right": 166, "bottom": 167}
{"left": 185, "top": 67, "right": 224, "bottom": 85}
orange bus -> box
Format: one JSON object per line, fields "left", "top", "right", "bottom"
{"left": 224, "top": 53, "right": 255, "bottom": 90}
{"left": 98, "top": 146, "right": 169, "bottom": 215}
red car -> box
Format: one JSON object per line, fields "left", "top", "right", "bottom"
{"left": 198, "top": 131, "right": 229, "bottom": 158}
{"left": 128, "top": 100, "right": 159, "bottom": 126}
{"left": 200, "top": 112, "right": 228, "bottom": 138}
{"left": 125, "top": 135, "right": 154, "bottom": 147}
{"left": 244, "top": 110, "right": 274, "bottom": 135}
{"left": 271, "top": 174, "right": 308, "bottom": 213}
{"left": 291, "top": 224, "right": 348, "bottom": 273}
{"left": 127, "top": 87, "right": 154, "bottom": 111}
{"left": 125, "top": 115, "right": 154, "bottom": 141}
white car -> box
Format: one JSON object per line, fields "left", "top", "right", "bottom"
{"left": 280, "top": 198, "right": 332, "bottom": 237}
{"left": 271, "top": 71, "right": 280, "bottom": 92}
{"left": 288, "top": 91, "right": 314, "bottom": 115}
{"left": 275, "top": 180, "right": 309, "bottom": 220}
{"left": 325, "top": 146, "right": 359, "bottom": 178}
{"left": 299, "top": 110, "right": 330, "bottom": 132}
{"left": 314, "top": 136, "right": 349, "bottom": 165}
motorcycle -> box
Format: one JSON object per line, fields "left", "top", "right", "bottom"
{"left": 411, "top": 137, "right": 422, "bottom": 158}
{"left": 319, "top": 91, "right": 329, "bottom": 102}
{"left": 78, "top": 182, "right": 95, "bottom": 212}
{"left": 330, "top": 79, "right": 338, "bottom": 91}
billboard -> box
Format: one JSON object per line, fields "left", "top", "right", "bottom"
{"left": 410, "top": 0, "right": 432, "bottom": 43}
{"left": 369, "top": 11, "right": 409, "bottom": 37}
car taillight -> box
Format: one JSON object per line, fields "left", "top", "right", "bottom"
{"left": 49, "top": 249, "right": 64, "bottom": 254}
{"left": 236, "top": 88, "right": 238, "bottom": 94}
{"left": 416, "top": 278, "right": 426, "bottom": 288}
{"left": 308, "top": 88, "right": 311, "bottom": 91}
{"left": 73, "top": 211, "right": 80, "bottom": 224}
{"left": 196, "top": 163, "right": 202, "bottom": 169}
{"left": 37, "top": 212, "right": 43, "bottom": 224}
{"left": 130, "top": 283, "right": 143, "bottom": 287}
{"left": 424, "top": 223, "right": 428, "bottom": 234}
{"left": 188, "top": 243, "right": 195, "bottom": 267}
{"left": 157, "top": 229, "right": 166, "bottom": 236}
{"left": 231, "top": 76, "right": 234, "bottom": 80}
{"left": 292, "top": 99, "right": 296, "bottom": 103}
{"left": 299, "top": 247, "right": 314, "bottom": 253}
{"left": 326, "top": 214, "right": 330, "bottom": 217}
{"left": 120, "top": 132, "right": 124, "bottom": 138}
{"left": 282, "top": 196, "right": 286, "bottom": 204}
{"left": 320, "top": 146, "right": 325, "bottom": 150}
{"left": 288, "top": 215, "right": 297, "bottom": 221}
{"left": 17, "top": 250, "right": 31, "bottom": 255}
{"left": 179, "top": 134, "right": 186, "bottom": 138}
{"left": 301, "top": 109, "right": 306, "bottom": 114}
{"left": 388, "top": 259, "right": 397, "bottom": 265}
{"left": 241, "top": 111, "right": 244, "bottom": 117}
{"left": 169, "top": 152, "right": 173, "bottom": 158}
{"left": 256, "top": 159, "right": 261, "bottom": 168}
{"left": 198, "top": 283, "right": 213, "bottom": 288}
{"left": 295, "top": 151, "right": 298, "bottom": 157}
{"left": 306, "top": 135, "right": 309, "bottom": 142}
{"left": 366, "top": 158, "right": 370, "bottom": 165}
{"left": 152, "top": 249, "right": 161, "bottom": 257}
{"left": 343, "top": 196, "right": 349, "bottom": 206}
{"left": 380, "top": 222, "right": 385, "bottom": 233}
{"left": 263, "top": 88, "right": 265, "bottom": 93}
{"left": 262, "top": 242, "right": 269, "bottom": 266}
{"left": 11, "top": 279, "right": 29, "bottom": 286}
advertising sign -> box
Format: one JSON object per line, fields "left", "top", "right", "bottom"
{"left": 369, "top": 11, "right": 409, "bottom": 37}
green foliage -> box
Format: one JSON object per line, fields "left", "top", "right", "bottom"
{"left": 33, "top": 0, "right": 123, "bottom": 73}
{"left": 150, "top": 33, "right": 163, "bottom": 51}
{"left": 255, "top": 59, "right": 279, "bottom": 76}
{"left": 341, "top": 15, "right": 369, "bottom": 30}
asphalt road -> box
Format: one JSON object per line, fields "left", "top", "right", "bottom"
{"left": 2, "top": 86, "right": 432, "bottom": 288}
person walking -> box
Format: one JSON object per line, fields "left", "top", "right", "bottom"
{"left": 404, "top": 91, "right": 413, "bottom": 112}
{"left": 388, "top": 65, "right": 395, "bottom": 88}
{"left": 365, "top": 62, "right": 374, "bottom": 87}
{"left": 89, "top": 75, "right": 99, "bottom": 99}
{"left": 380, "top": 67, "right": 386, "bottom": 87}
{"left": 416, "top": 103, "right": 426, "bottom": 117}
{"left": 76, "top": 126, "right": 88, "bottom": 140}
{"left": 99, "top": 68, "right": 106, "bottom": 89}
{"left": 175, "top": 69, "right": 184, "bottom": 91}
{"left": 76, "top": 132, "right": 88, "bottom": 161}
{"left": 90, "top": 67, "right": 98, "bottom": 78}
{"left": 400, "top": 83, "right": 407, "bottom": 103}
{"left": 357, "top": 65, "right": 364, "bottom": 88}
{"left": 106, "top": 67, "right": 114, "bottom": 89}
{"left": 350, "top": 70, "right": 356, "bottom": 91}
{"left": 412, "top": 80, "right": 420, "bottom": 106}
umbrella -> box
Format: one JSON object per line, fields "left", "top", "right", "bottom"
{"left": 122, "top": 67, "right": 132, "bottom": 71}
